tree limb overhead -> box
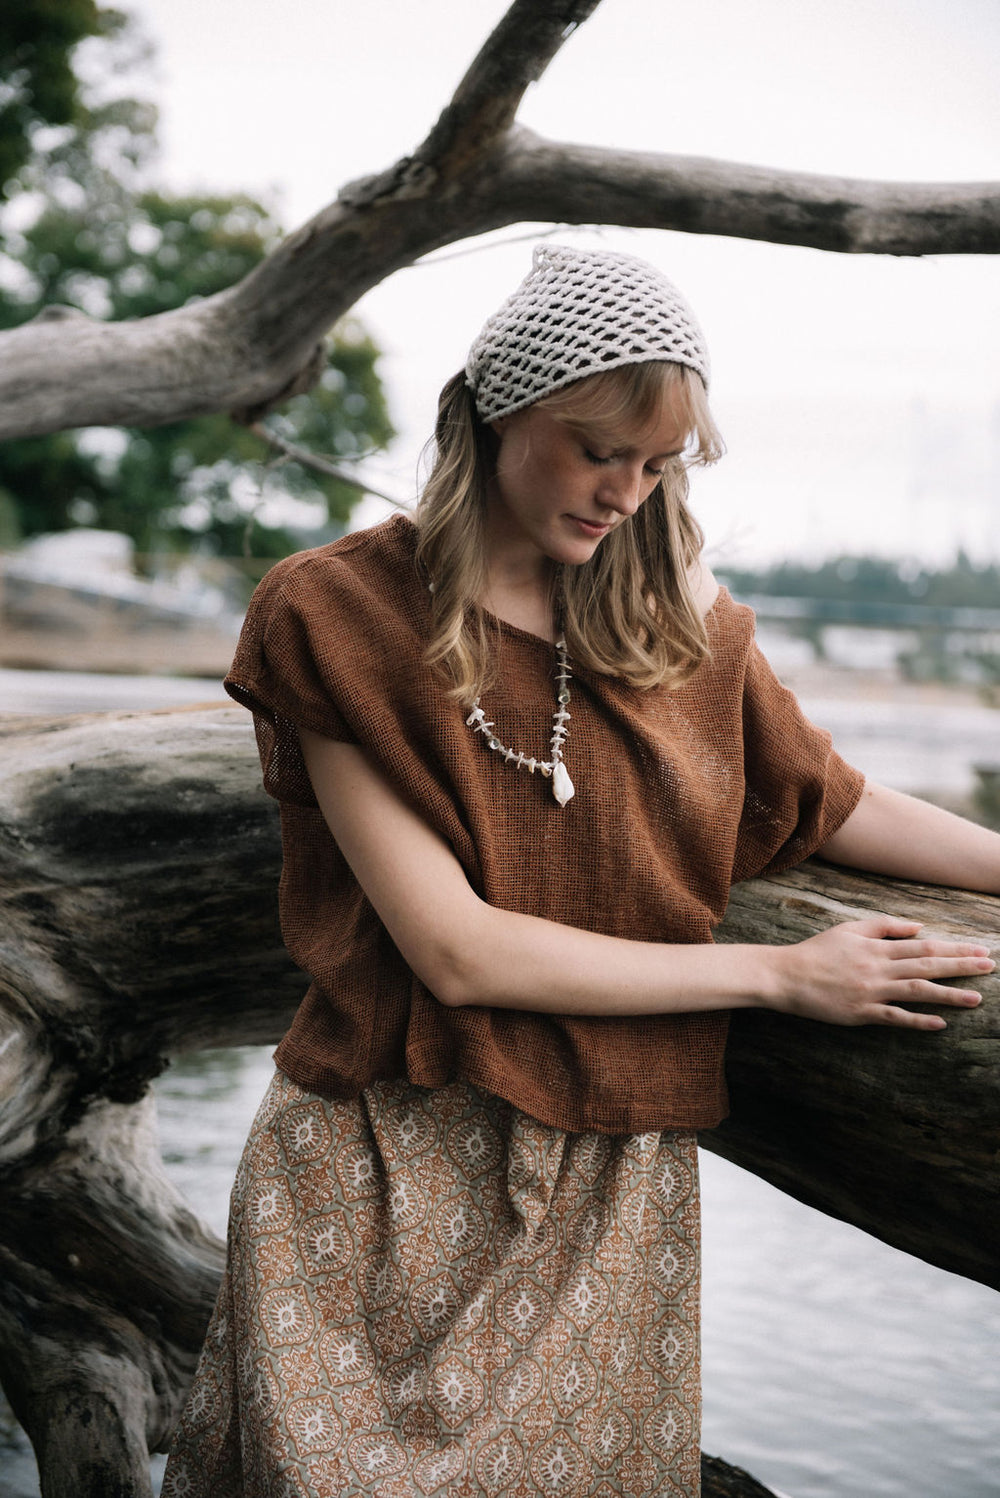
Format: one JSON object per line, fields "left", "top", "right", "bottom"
{"left": 409, "top": 0, "right": 604, "bottom": 177}
{"left": 0, "top": 0, "right": 997, "bottom": 442}
{"left": 494, "top": 130, "right": 1000, "bottom": 255}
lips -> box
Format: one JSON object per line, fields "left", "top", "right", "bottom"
{"left": 569, "top": 516, "right": 611, "bottom": 538}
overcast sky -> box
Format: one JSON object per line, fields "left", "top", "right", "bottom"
{"left": 125, "top": 0, "right": 1000, "bottom": 566}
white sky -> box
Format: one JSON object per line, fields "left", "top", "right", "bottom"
{"left": 124, "top": 0, "right": 1000, "bottom": 566}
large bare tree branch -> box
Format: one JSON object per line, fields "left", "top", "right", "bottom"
{"left": 493, "top": 129, "right": 1000, "bottom": 254}
{"left": 0, "top": 0, "right": 997, "bottom": 439}
{"left": 412, "top": 0, "right": 603, "bottom": 169}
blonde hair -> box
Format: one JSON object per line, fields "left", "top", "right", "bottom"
{"left": 415, "top": 362, "right": 724, "bottom": 703}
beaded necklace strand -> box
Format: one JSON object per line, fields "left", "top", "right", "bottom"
{"left": 465, "top": 637, "right": 575, "bottom": 806}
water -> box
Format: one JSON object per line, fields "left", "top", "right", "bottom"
{"left": 2, "top": 660, "right": 996, "bottom": 798}
{"left": 2, "top": 666, "right": 999, "bottom": 1496}
{"left": 7, "top": 1048, "right": 995, "bottom": 1497}
{"left": 699, "top": 1154, "right": 1000, "bottom": 1498}
{"left": 795, "top": 694, "right": 999, "bottom": 799}
{"left": 0, "top": 666, "right": 228, "bottom": 716}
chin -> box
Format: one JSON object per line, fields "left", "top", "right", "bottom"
{"left": 546, "top": 544, "right": 598, "bottom": 569}
{"left": 544, "top": 530, "right": 604, "bottom": 566}
{"left": 570, "top": 536, "right": 608, "bottom": 564}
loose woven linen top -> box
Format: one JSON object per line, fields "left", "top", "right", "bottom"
{"left": 225, "top": 515, "right": 864, "bottom": 1134}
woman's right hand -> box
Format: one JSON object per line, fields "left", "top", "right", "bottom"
{"left": 767, "top": 915, "right": 994, "bottom": 1030}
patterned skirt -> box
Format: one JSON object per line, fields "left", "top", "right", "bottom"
{"left": 162, "top": 1071, "right": 702, "bottom": 1498}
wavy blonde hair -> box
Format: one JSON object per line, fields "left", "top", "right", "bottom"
{"left": 415, "top": 361, "right": 724, "bottom": 702}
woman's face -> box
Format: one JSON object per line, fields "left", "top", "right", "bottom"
{"left": 485, "top": 384, "right": 690, "bottom": 574}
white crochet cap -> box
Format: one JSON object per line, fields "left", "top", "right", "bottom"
{"left": 465, "top": 243, "right": 710, "bottom": 423}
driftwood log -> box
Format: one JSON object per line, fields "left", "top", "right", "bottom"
{"left": 1, "top": 704, "right": 997, "bottom": 1496}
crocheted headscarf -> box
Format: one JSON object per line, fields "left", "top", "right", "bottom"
{"left": 465, "top": 243, "right": 710, "bottom": 424}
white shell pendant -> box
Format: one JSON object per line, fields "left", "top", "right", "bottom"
{"left": 551, "top": 760, "right": 575, "bottom": 807}
{"left": 464, "top": 635, "right": 576, "bottom": 805}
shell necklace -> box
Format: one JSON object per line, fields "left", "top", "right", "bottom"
{"left": 465, "top": 636, "right": 575, "bottom": 806}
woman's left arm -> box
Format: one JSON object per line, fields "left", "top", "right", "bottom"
{"left": 817, "top": 780, "right": 1000, "bottom": 895}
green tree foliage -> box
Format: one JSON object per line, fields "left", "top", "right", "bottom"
{"left": 0, "top": 0, "right": 111, "bottom": 196}
{"left": 0, "top": 7, "right": 393, "bottom": 560}
{"left": 718, "top": 553, "right": 1000, "bottom": 612}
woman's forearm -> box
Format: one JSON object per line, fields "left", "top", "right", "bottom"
{"left": 433, "top": 902, "right": 779, "bottom": 1015}
{"left": 435, "top": 899, "right": 990, "bottom": 1031}
{"left": 818, "top": 780, "right": 1000, "bottom": 895}
{"left": 301, "top": 733, "right": 993, "bottom": 1032}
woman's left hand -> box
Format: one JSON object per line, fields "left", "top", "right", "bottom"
{"left": 765, "top": 914, "right": 994, "bottom": 1030}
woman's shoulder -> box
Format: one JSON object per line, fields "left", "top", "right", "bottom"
{"left": 227, "top": 515, "right": 426, "bottom": 726}
{"left": 686, "top": 559, "right": 720, "bottom": 618}
{"left": 679, "top": 565, "right": 761, "bottom": 677}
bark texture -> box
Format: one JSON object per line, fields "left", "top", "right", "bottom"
{"left": 0, "top": 704, "right": 996, "bottom": 1492}
{"left": 710, "top": 867, "right": 1000, "bottom": 1288}
{"left": 0, "top": 706, "right": 293, "bottom": 1495}
{"left": 1, "top": 0, "right": 998, "bottom": 441}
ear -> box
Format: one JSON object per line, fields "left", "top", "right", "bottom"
{"left": 489, "top": 417, "right": 508, "bottom": 435}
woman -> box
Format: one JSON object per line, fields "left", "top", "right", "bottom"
{"left": 163, "top": 244, "right": 997, "bottom": 1498}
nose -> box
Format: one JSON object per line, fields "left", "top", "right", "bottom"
{"left": 597, "top": 463, "right": 646, "bottom": 518}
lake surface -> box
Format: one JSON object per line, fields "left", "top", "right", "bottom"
{"left": 0, "top": 665, "right": 228, "bottom": 716}
{"left": 1, "top": 665, "right": 998, "bottom": 1497}
{"left": 2, "top": 653, "right": 997, "bottom": 798}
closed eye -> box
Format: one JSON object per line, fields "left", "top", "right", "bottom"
{"left": 584, "top": 448, "right": 665, "bottom": 478}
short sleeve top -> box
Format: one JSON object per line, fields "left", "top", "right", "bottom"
{"left": 225, "top": 515, "right": 865, "bottom": 1133}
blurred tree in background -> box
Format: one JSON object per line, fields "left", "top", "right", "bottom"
{"left": 0, "top": 2, "right": 392, "bottom": 560}
{"left": 0, "top": 0, "right": 111, "bottom": 193}
{"left": 718, "top": 552, "right": 1000, "bottom": 611}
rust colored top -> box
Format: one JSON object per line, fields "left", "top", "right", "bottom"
{"left": 225, "top": 515, "right": 864, "bottom": 1133}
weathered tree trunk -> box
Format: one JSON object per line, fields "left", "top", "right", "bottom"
{"left": 0, "top": 1095, "right": 222, "bottom": 1498}
{"left": 0, "top": 706, "right": 297, "bottom": 1496}
{"left": 1, "top": 704, "right": 997, "bottom": 1494}
{"left": 709, "top": 865, "right": 1000, "bottom": 1289}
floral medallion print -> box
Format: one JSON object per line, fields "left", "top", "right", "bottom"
{"left": 278, "top": 1100, "right": 333, "bottom": 1163}
{"left": 247, "top": 1177, "right": 295, "bottom": 1236}
{"left": 298, "top": 1212, "right": 353, "bottom": 1274}
{"left": 474, "top": 1431, "right": 526, "bottom": 1494}
{"left": 382, "top": 1350, "right": 427, "bottom": 1414}
{"left": 162, "top": 1073, "right": 702, "bottom": 1497}
{"left": 495, "top": 1276, "right": 555, "bottom": 1343}
{"left": 319, "top": 1320, "right": 377, "bottom": 1384}
{"left": 494, "top": 1352, "right": 544, "bottom": 1416}
{"left": 285, "top": 1394, "right": 341, "bottom": 1456}
{"left": 531, "top": 1432, "right": 592, "bottom": 1495}
{"left": 583, "top": 1405, "right": 633, "bottom": 1469}
{"left": 413, "top": 1441, "right": 465, "bottom": 1493}
{"left": 427, "top": 1352, "right": 487, "bottom": 1429}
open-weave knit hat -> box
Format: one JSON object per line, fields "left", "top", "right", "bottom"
{"left": 465, "top": 243, "right": 710, "bottom": 423}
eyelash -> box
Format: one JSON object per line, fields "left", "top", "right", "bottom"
{"left": 584, "top": 449, "right": 665, "bottom": 478}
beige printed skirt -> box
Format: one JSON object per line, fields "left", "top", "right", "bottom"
{"left": 162, "top": 1070, "right": 702, "bottom": 1498}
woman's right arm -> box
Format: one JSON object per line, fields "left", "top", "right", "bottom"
{"left": 300, "top": 731, "right": 993, "bottom": 1032}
